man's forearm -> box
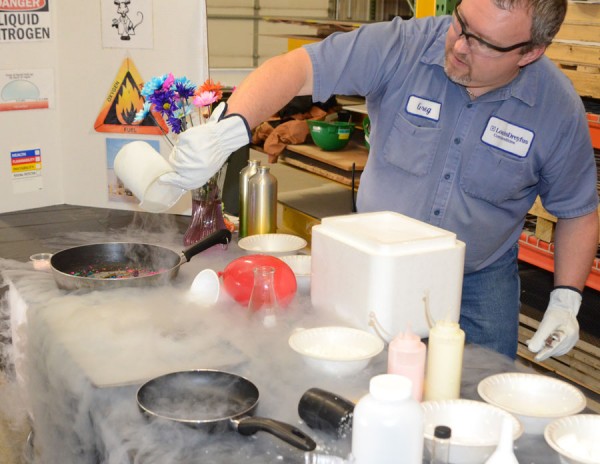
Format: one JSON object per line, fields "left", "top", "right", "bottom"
{"left": 225, "top": 48, "right": 314, "bottom": 130}
{"left": 553, "top": 211, "right": 599, "bottom": 291}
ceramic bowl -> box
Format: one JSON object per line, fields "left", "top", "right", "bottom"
{"left": 288, "top": 326, "right": 384, "bottom": 376}
{"left": 279, "top": 255, "right": 311, "bottom": 291}
{"left": 238, "top": 234, "right": 307, "bottom": 255}
{"left": 477, "top": 373, "right": 586, "bottom": 435}
{"left": 544, "top": 414, "right": 600, "bottom": 464}
{"left": 421, "top": 399, "right": 523, "bottom": 464}
{"left": 307, "top": 120, "right": 355, "bottom": 151}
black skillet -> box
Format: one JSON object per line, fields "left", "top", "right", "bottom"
{"left": 136, "top": 369, "right": 316, "bottom": 451}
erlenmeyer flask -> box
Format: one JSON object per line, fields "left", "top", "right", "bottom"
{"left": 248, "top": 266, "right": 279, "bottom": 327}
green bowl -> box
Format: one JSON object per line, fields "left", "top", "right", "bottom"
{"left": 307, "top": 120, "right": 355, "bottom": 151}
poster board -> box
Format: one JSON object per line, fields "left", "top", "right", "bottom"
{"left": 0, "top": 0, "right": 208, "bottom": 214}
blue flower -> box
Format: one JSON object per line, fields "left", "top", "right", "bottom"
{"left": 173, "top": 76, "right": 196, "bottom": 100}
{"left": 133, "top": 101, "right": 151, "bottom": 123}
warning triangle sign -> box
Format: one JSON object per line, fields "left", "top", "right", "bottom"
{"left": 94, "top": 58, "right": 169, "bottom": 135}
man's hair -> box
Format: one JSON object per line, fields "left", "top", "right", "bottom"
{"left": 494, "top": 0, "right": 567, "bottom": 50}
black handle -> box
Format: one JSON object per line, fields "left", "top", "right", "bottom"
{"left": 181, "top": 229, "right": 231, "bottom": 262}
{"left": 236, "top": 416, "right": 316, "bottom": 451}
{"left": 298, "top": 388, "right": 355, "bottom": 438}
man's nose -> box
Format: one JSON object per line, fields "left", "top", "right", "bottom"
{"left": 453, "top": 34, "right": 471, "bottom": 54}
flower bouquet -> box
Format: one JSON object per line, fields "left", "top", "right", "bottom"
{"left": 135, "top": 74, "right": 229, "bottom": 245}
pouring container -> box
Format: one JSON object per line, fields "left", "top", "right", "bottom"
{"left": 136, "top": 369, "right": 316, "bottom": 451}
{"left": 50, "top": 229, "right": 231, "bottom": 290}
{"left": 114, "top": 140, "right": 185, "bottom": 213}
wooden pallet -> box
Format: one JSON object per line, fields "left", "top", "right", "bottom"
{"left": 518, "top": 314, "right": 600, "bottom": 413}
{"left": 528, "top": 197, "right": 600, "bottom": 243}
{"left": 547, "top": 1, "right": 600, "bottom": 99}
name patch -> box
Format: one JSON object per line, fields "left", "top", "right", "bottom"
{"left": 481, "top": 117, "right": 534, "bottom": 158}
{"left": 406, "top": 95, "right": 441, "bottom": 121}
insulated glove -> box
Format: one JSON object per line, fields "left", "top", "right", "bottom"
{"left": 526, "top": 287, "right": 581, "bottom": 361}
{"left": 159, "top": 102, "right": 251, "bottom": 190}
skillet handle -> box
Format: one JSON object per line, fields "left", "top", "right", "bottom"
{"left": 182, "top": 229, "right": 232, "bottom": 262}
{"left": 237, "top": 416, "right": 317, "bottom": 451}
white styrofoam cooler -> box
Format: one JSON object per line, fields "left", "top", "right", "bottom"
{"left": 311, "top": 211, "right": 466, "bottom": 341}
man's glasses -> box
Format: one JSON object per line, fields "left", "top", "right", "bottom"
{"left": 451, "top": 6, "right": 532, "bottom": 58}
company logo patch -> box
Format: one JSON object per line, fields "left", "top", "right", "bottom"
{"left": 481, "top": 116, "right": 534, "bottom": 158}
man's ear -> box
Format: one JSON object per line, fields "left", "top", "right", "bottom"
{"left": 518, "top": 45, "right": 547, "bottom": 67}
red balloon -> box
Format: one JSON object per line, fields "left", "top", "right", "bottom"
{"left": 220, "top": 254, "right": 297, "bottom": 307}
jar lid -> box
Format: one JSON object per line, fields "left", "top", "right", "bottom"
{"left": 434, "top": 425, "right": 452, "bottom": 439}
{"left": 369, "top": 374, "right": 412, "bottom": 401}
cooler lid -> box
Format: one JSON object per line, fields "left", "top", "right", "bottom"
{"left": 317, "top": 211, "right": 459, "bottom": 255}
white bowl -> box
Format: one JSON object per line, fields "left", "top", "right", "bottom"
{"left": 421, "top": 399, "right": 523, "bottom": 464}
{"left": 238, "top": 234, "right": 307, "bottom": 255}
{"left": 279, "top": 255, "right": 311, "bottom": 291}
{"left": 544, "top": 415, "right": 600, "bottom": 464}
{"left": 477, "top": 373, "right": 586, "bottom": 435}
{"left": 288, "top": 326, "right": 384, "bottom": 376}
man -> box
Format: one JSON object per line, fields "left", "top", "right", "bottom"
{"left": 161, "top": 0, "right": 599, "bottom": 360}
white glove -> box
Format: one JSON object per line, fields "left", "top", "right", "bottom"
{"left": 527, "top": 287, "right": 581, "bottom": 361}
{"left": 159, "top": 102, "right": 251, "bottom": 190}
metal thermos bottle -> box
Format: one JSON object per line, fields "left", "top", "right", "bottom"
{"left": 247, "top": 166, "right": 277, "bottom": 235}
{"left": 239, "top": 159, "right": 260, "bottom": 238}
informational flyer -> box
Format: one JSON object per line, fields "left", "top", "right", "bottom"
{"left": 100, "top": 0, "right": 153, "bottom": 49}
{"left": 0, "top": 0, "right": 51, "bottom": 43}
{"left": 11, "top": 147, "right": 43, "bottom": 193}
{"left": 0, "top": 68, "right": 54, "bottom": 111}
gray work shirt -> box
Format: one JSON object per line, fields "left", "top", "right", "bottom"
{"left": 305, "top": 15, "right": 598, "bottom": 273}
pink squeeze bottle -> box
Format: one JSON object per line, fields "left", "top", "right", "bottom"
{"left": 387, "top": 328, "right": 427, "bottom": 401}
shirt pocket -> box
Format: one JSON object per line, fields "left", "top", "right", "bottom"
{"left": 460, "top": 144, "right": 531, "bottom": 206}
{"left": 382, "top": 112, "right": 441, "bottom": 177}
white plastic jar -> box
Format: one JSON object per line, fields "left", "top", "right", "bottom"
{"left": 351, "top": 374, "right": 424, "bottom": 464}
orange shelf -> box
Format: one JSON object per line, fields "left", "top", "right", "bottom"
{"left": 518, "top": 231, "right": 600, "bottom": 292}
{"left": 587, "top": 113, "right": 600, "bottom": 150}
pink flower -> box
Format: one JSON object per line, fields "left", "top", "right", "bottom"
{"left": 193, "top": 90, "right": 218, "bottom": 108}
{"left": 162, "top": 72, "right": 175, "bottom": 91}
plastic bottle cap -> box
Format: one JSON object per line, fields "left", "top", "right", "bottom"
{"left": 434, "top": 425, "right": 452, "bottom": 439}
{"left": 369, "top": 374, "right": 412, "bottom": 401}
{"left": 391, "top": 329, "right": 424, "bottom": 352}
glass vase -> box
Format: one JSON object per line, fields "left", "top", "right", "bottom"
{"left": 183, "top": 163, "right": 228, "bottom": 246}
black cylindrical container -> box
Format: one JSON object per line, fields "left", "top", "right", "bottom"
{"left": 298, "top": 388, "right": 355, "bottom": 438}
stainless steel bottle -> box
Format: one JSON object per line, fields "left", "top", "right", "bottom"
{"left": 239, "top": 159, "right": 260, "bottom": 238}
{"left": 248, "top": 166, "right": 277, "bottom": 235}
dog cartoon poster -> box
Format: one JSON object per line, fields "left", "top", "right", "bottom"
{"left": 100, "top": 0, "right": 153, "bottom": 49}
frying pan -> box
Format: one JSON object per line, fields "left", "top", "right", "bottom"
{"left": 136, "top": 369, "right": 316, "bottom": 451}
{"left": 50, "top": 229, "right": 231, "bottom": 290}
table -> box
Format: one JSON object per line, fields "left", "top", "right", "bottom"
{"left": 0, "top": 231, "right": 566, "bottom": 463}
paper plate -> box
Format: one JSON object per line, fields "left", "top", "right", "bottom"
{"left": 477, "top": 373, "right": 586, "bottom": 434}
{"left": 421, "top": 399, "right": 523, "bottom": 464}
{"left": 238, "top": 234, "right": 307, "bottom": 255}
{"left": 288, "top": 326, "right": 384, "bottom": 376}
{"left": 544, "top": 414, "right": 600, "bottom": 464}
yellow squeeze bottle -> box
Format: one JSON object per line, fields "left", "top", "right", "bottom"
{"left": 424, "top": 320, "right": 465, "bottom": 401}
